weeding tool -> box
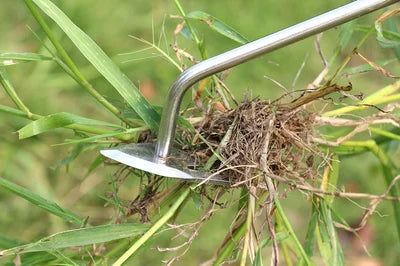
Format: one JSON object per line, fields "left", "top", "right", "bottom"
{"left": 101, "top": 0, "right": 399, "bottom": 185}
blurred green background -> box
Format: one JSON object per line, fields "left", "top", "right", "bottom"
{"left": 1, "top": 0, "right": 399, "bottom": 265}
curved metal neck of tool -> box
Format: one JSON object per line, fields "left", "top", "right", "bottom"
{"left": 155, "top": 0, "right": 398, "bottom": 160}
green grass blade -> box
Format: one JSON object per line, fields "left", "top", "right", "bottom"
{"left": 303, "top": 208, "right": 318, "bottom": 257}
{"left": 323, "top": 81, "right": 400, "bottom": 117}
{"left": 253, "top": 232, "right": 289, "bottom": 266}
{"left": 58, "top": 126, "right": 149, "bottom": 145}
{"left": 375, "top": 12, "right": 400, "bottom": 48}
{"left": 49, "top": 250, "right": 81, "bottom": 266}
{"left": 31, "top": 0, "right": 160, "bottom": 128}
{"left": 0, "top": 67, "right": 31, "bottom": 115}
{"left": 0, "top": 52, "right": 52, "bottom": 66}
{"left": 0, "top": 104, "right": 131, "bottom": 139}
{"left": 0, "top": 235, "right": 24, "bottom": 249}
{"left": 0, "top": 224, "right": 150, "bottom": 256}
{"left": 335, "top": 20, "right": 356, "bottom": 53}
{"left": 173, "top": 0, "right": 207, "bottom": 59}
{"left": 375, "top": 151, "right": 400, "bottom": 241}
{"left": 370, "top": 127, "right": 400, "bottom": 141}
{"left": 53, "top": 143, "right": 84, "bottom": 170}
{"left": 86, "top": 155, "right": 103, "bottom": 177}
{"left": 386, "top": 15, "right": 400, "bottom": 59}
{"left": 356, "top": 25, "right": 400, "bottom": 42}
{"left": 0, "top": 177, "right": 83, "bottom": 225}
{"left": 340, "top": 58, "right": 397, "bottom": 77}
{"left": 6, "top": 253, "right": 57, "bottom": 266}
{"left": 274, "top": 198, "right": 311, "bottom": 266}
{"left": 114, "top": 187, "right": 191, "bottom": 266}
{"left": 316, "top": 203, "right": 344, "bottom": 266}
{"left": 213, "top": 222, "right": 246, "bottom": 266}
{"left": 186, "top": 11, "right": 249, "bottom": 44}
{"left": 18, "top": 112, "right": 123, "bottom": 139}
{"left": 0, "top": 104, "right": 32, "bottom": 118}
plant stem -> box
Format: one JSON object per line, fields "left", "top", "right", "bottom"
{"left": 0, "top": 67, "right": 32, "bottom": 117}
{"left": 281, "top": 241, "right": 293, "bottom": 266}
{"left": 129, "top": 35, "right": 183, "bottom": 72}
{"left": 240, "top": 193, "right": 254, "bottom": 266}
{"left": 213, "top": 222, "right": 247, "bottom": 265}
{"left": 173, "top": 0, "right": 208, "bottom": 59}
{"left": 327, "top": 26, "right": 374, "bottom": 84}
{"left": 322, "top": 81, "right": 400, "bottom": 117}
{"left": 340, "top": 140, "right": 400, "bottom": 241}
{"left": 113, "top": 186, "right": 191, "bottom": 266}
{"left": 23, "top": 0, "right": 132, "bottom": 125}
{"left": 369, "top": 127, "right": 400, "bottom": 141}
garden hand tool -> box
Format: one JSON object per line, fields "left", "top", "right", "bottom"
{"left": 101, "top": 0, "right": 399, "bottom": 185}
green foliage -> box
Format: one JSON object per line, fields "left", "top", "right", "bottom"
{"left": 186, "top": 11, "right": 249, "bottom": 44}
{"left": 375, "top": 10, "right": 400, "bottom": 48}
{"left": 0, "top": 52, "right": 52, "bottom": 66}
{"left": 0, "top": 1, "right": 399, "bottom": 265}
{"left": 0, "top": 224, "right": 150, "bottom": 256}
{"left": 30, "top": 0, "right": 160, "bottom": 128}
{"left": 0, "top": 177, "right": 83, "bottom": 225}
{"left": 18, "top": 112, "right": 122, "bottom": 139}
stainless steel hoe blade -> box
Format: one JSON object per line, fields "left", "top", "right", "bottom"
{"left": 101, "top": 143, "right": 229, "bottom": 185}
{"left": 101, "top": 0, "right": 399, "bottom": 185}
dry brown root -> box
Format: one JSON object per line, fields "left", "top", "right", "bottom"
{"left": 193, "top": 91, "right": 326, "bottom": 187}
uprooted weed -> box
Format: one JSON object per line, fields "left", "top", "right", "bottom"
{"left": 190, "top": 83, "right": 352, "bottom": 187}
{"left": 199, "top": 98, "right": 318, "bottom": 184}
{"left": 109, "top": 79, "right": 400, "bottom": 265}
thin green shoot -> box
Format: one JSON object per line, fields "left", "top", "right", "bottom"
{"left": 113, "top": 186, "right": 191, "bottom": 265}
{"left": 128, "top": 35, "right": 183, "bottom": 72}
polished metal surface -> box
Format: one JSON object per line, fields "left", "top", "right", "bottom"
{"left": 155, "top": 0, "right": 399, "bottom": 159}
{"left": 101, "top": 143, "right": 230, "bottom": 185}
{"left": 101, "top": 0, "right": 398, "bottom": 184}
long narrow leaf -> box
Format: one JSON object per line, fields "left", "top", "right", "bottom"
{"left": 31, "top": 0, "right": 160, "bottom": 128}
{"left": 0, "top": 224, "right": 150, "bottom": 256}
{"left": 57, "top": 126, "right": 148, "bottom": 145}
{"left": 186, "top": 11, "right": 248, "bottom": 44}
{"left": 18, "top": 112, "right": 122, "bottom": 139}
{"left": 253, "top": 232, "right": 289, "bottom": 266}
{"left": 0, "top": 236, "right": 24, "bottom": 250}
{"left": 386, "top": 15, "right": 400, "bottom": 59}
{"left": 336, "top": 20, "right": 356, "bottom": 53}
{"left": 375, "top": 9, "right": 400, "bottom": 48}
{"left": 303, "top": 208, "right": 318, "bottom": 257}
{"left": 6, "top": 253, "right": 57, "bottom": 266}
{"left": 0, "top": 52, "right": 52, "bottom": 66}
{"left": 114, "top": 187, "right": 191, "bottom": 265}
{"left": 0, "top": 177, "right": 83, "bottom": 225}
{"left": 274, "top": 198, "right": 311, "bottom": 265}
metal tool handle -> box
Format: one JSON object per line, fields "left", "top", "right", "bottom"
{"left": 155, "top": 0, "right": 398, "bottom": 160}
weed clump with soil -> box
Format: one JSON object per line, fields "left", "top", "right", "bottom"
{"left": 192, "top": 84, "right": 351, "bottom": 187}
